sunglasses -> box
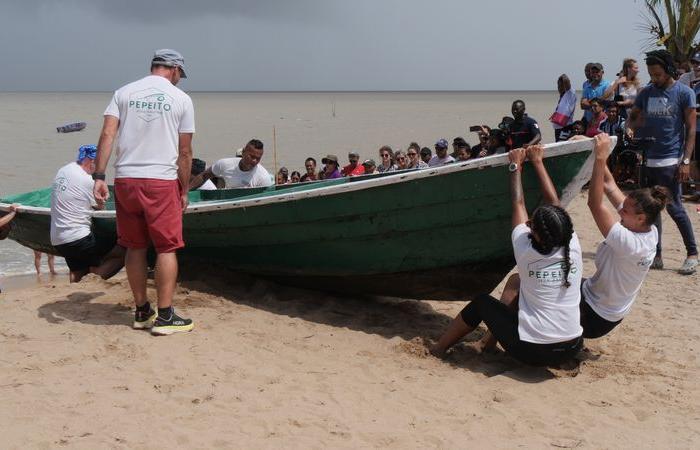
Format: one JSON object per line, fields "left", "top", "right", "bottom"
{"left": 397, "top": 156, "right": 406, "bottom": 161}
{"left": 381, "top": 153, "right": 390, "bottom": 157}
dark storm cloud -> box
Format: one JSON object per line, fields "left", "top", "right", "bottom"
{"left": 6, "top": 0, "right": 332, "bottom": 23}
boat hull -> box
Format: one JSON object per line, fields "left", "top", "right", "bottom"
{"left": 1, "top": 140, "right": 596, "bottom": 300}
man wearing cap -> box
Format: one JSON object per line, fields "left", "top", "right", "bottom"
{"left": 341, "top": 151, "right": 365, "bottom": 177}
{"left": 51, "top": 145, "right": 125, "bottom": 283}
{"left": 93, "top": 49, "right": 195, "bottom": 335}
{"left": 451, "top": 137, "right": 468, "bottom": 159}
{"left": 191, "top": 139, "right": 273, "bottom": 189}
{"left": 321, "top": 155, "right": 342, "bottom": 179}
{"left": 629, "top": 49, "right": 698, "bottom": 275}
{"left": 362, "top": 159, "right": 378, "bottom": 174}
{"left": 428, "top": 139, "right": 455, "bottom": 167}
{"left": 581, "top": 63, "right": 612, "bottom": 124}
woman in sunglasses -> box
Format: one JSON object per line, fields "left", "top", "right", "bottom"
{"left": 377, "top": 145, "right": 397, "bottom": 173}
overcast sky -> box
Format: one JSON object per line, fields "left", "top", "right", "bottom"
{"left": 1, "top": 0, "right": 656, "bottom": 91}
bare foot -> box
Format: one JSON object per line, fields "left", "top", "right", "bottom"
{"left": 473, "top": 332, "right": 498, "bottom": 354}
{"left": 428, "top": 344, "right": 447, "bottom": 359}
{"left": 69, "top": 269, "right": 89, "bottom": 283}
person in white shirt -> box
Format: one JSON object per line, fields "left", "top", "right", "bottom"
{"left": 93, "top": 49, "right": 195, "bottom": 335}
{"left": 582, "top": 133, "right": 669, "bottom": 338}
{"left": 190, "top": 139, "right": 273, "bottom": 189}
{"left": 431, "top": 145, "right": 583, "bottom": 366}
{"left": 428, "top": 139, "right": 455, "bottom": 167}
{"left": 50, "top": 145, "right": 125, "bottom": 283}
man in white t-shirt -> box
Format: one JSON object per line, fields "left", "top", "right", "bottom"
{"left": 190, "top": 139, "right": 273, "bottom": 189}
{"left": 50, "top": 145, "right": 125, "bottom": 283}
{"left": 428, "top": 139, "right": 455, "bottom": 167}
{"left": 93, "top": 49, "right": 195, "bottom": 335}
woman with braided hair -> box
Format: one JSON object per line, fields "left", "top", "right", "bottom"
{"left": 431, "top": 146, "right": 583, "bottom": 366}
{"left": 582, "top": 134, "right": 669, "bottom": 338}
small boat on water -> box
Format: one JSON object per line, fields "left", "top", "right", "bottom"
{"left": 56, "top": 122, "right": 86, "bottom": 133}
{"left": 0, "top": 138, "right": 600, "bottom": 300}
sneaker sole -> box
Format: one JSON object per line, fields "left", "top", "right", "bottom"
{"left": 133, "top": 311, "right": 158, "bottom": 330}
{"left": 151, "top": 323, "right": 194, "bottom": 336}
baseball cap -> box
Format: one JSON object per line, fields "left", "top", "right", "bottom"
{"left": 590, "top": 62, "right": 603, "bottom": 71}
{"left": 348, "top": 151, "right": 360, "bottom": 157}
{"left": 362, "top": 159, "right": 376, "bottom": 167}
{"left": 691, "top": 52, "right": 700, "bottom": 63}
{"left": 435, "top": 139, "right": 448, "bottom": 149}
{"left": 152, "top": 49, "right": 187, "bottom": 78}
{"left": 77, "top": 144, "right": 97, "bottom": 162}
{"left": 322, "top": 154, "right": 339, "bottom": 165}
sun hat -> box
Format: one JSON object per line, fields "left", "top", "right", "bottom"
{"left": 362, "top": 159, "right": 376, "bottom": 167}
{"left": 322, "top": 154, "right": 339, "bottom": 165}
{"left": 152, "top": 49, "right": 187, "bottom": 78}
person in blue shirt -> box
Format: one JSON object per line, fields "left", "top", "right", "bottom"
{"left": 629, "top": 49, "right": 698, "bottom": 275}
{"left": 581, "top": 63, "right": 612, "bottom": 124}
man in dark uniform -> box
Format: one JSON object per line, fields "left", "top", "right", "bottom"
{"left": 507, "top": 100, "right": 541, "bottom": 149}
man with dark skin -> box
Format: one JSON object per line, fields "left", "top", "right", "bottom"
{"left": 628, "top": 49, "right": 698, "bottom": 274}
{"left": 190, "top": 140, "right": 272, "bottom": 189}
{"left": 508, "top": 100, "right": 541, "bottom": 150}
{"left": 300, "top": 157, "right": 318, "bottom": 182}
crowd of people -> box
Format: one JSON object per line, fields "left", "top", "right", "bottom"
{"left": 0, "top": 48, "right": 697, "bottom": 357}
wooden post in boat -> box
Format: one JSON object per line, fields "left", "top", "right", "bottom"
{"left": 273, "top": 125, "right": 278, "bottom": 183}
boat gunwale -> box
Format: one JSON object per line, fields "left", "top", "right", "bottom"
{"left": 0, "top": 137, "right": 602, "bottom": 217}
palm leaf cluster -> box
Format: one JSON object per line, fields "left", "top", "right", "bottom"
{"left": 639, "top": 0, "right": 700, "bottom": 64}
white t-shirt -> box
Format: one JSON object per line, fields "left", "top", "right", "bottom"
{"left": 50, "top": 162, "right": 95, "bottom": 246}
{"left": 428, "top": 155, "right": 455, "bottom": 167}
{"left": 104, "top": 75, "right": 195, "bottom": 180}
{"left": 512, "top": 223, "right": 583, "bottom": 344}
{"left": 198, "top": 179, "right": 217, "bottom": 190}
{"left": 582, "top": 222, "right": 657, "bottom": 322}
{"left": 211, "top": 158, "right": 273, "bottom": 188}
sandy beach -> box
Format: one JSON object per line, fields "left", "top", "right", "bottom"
{"left": 1, "top": 192, "right": 699, "bottom": 449}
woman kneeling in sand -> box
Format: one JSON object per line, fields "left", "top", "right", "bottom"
{"left": 581, "top": 133, "right": 668, "bottom": 338}
{"left": 431, "top": 146, "right": 583, "bottom": 366}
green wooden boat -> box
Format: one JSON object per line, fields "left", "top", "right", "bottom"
{"left": 0, "top": 138, "right": 600, "bottom": 300}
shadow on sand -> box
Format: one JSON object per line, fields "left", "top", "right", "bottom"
{"left": 179, "top": 264, "right": 563, "bottom": 382}
{"left": 37, "top": 291, "right": 131, "bottom": 327}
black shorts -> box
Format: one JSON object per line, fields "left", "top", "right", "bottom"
{"left": 54, "top": 233, "right": 115, "bottom": 272}
{"left": 579, "top": 292, "right": 623, "bottom": 339}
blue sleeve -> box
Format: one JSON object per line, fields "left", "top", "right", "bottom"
{"left": 634, "top": 87, "right": 646, "bottom": 109}
{"left": 682, "top": 84, "right": 696, "bottom": 109}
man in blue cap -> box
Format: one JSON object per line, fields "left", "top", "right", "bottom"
{"left": 93, "top": 49, "right": 195, "bottom": 335}
{"left": 50, "top": 145, "right": 125, "bottom": 283}
{"left": 429, "top": 138, "right": 455, "bottom": 167}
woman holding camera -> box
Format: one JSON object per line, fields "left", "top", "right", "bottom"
{"left": 604, "top": 58, "right": 641, "bottom": 119}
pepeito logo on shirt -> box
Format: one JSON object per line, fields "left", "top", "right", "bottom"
{"left": 128, "top": 88, "right": 174, "bottom": 123}
{"left": 53, "top": 176, "right": 67, "bottom": 192}
{"left": 527, "top": 258, "right": 578, "bottom": 286}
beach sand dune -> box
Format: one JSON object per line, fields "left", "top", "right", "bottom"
{"left": 1, "top": 193, "right": 698, "bottom": 449}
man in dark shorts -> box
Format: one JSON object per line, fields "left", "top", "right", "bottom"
{"left": 93, "top": 49, "right": 195, "bottom": 335}
{"left": 50, "top": 145, "right": 125, "bottom": 282}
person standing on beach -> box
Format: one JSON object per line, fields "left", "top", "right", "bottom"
{"left": 33, "top": 250, "right": 56, "bottom": 276}
{"left": 581, "top": 63, "right": 611, "bottom": 125}
{"left": 93, "top": 49, "right": 195, "bottom": 335}
{"left": 629, "top": 49, "right": 698, "bottom": 275}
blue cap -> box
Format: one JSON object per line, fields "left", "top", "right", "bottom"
{"left": 77, "top": 144, "right": 97, "bottom": 162}
{"left": 435, "top": 139, "right": 448, "bottom": 149}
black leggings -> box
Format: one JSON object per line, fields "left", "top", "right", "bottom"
{"left": 460, "top": 294, "right": 582, "bottom": 366}
{"left": 579, "top": 298, "right": 622, "bottom": 339}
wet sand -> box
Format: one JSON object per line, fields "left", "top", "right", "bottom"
{"left": 0, "top": 193, "right": 698, "bottom": 448}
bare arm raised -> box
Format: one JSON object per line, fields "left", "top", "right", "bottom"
{"left": 587, "top": 133, "right": 618, "bottom": 237}
{"left": 509, "top": 148, "right": 528, "bottom": 229}
{"left": 526, "top": 145, "right": 559, "bottom": 207}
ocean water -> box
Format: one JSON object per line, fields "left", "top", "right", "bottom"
{"left": 0, "top": 90, "right": 561, "bottom": 276}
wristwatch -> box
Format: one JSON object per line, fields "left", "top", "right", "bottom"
{"left": 508, "top": 162, "right": 519, "bottom": 173}
{"left": 682, "top": 158, "right": 690, "bottom": 165}
{"left": 92, "top": 172, "right": 106, "bottom": 181}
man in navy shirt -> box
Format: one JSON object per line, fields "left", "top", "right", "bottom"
{"left": 507, "top": 100, "right": 541, "bottom": 149}
{"left": 630, "top": 49, "right": 698, "bottom": 275}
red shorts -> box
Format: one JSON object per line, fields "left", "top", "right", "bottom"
{"left": 115, "top": 178, "right": 184, "bottom": 254}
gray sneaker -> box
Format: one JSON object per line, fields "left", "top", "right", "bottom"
{"left": 678, "top": 257, "right": 698, "bottom": 275}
